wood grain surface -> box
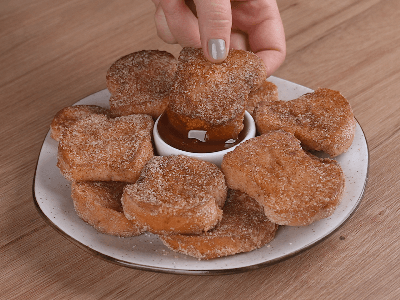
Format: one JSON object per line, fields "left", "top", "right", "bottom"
{"left": 1, "top": 0, "right": 399, "bottom": 299}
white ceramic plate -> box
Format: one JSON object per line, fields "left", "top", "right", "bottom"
{"left": 33, "top": 77, "right": 369, "bottom": 275}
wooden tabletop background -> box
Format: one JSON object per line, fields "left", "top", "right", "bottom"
{"left": 1, "top": 0, "right": 399, "bottom": 299}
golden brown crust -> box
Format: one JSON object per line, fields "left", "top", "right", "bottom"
{"left": 247, "top": 80, "right": 279, "bottom": 116}
{"left": 57, "top": 114, "right": 154, "bottom": 182}
{"left": 160, "top": 190, "right": 278, "bottom": 259}
{"left": 165, "top": 47, "right": 267, "bottom": 141}
{"left": 50, "top": 105, "right": 111, "bottom": 141}
{"left": 106, "top": 50, "right": 177, "bottom": 119}
{"left": 254, "top": 88, "right": 356, "bottom": 157}
{"left": 71, "top": 181, "right": 144, "bottom": 237}
{"left": 121, "top": 155, "right": 227, "bottom": 235}
{"left": 221, "top": 131, "right": 345, "bottom": 226}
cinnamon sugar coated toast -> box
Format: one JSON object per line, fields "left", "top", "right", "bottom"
{"left": 107, "top": 50, "right": 177, "bottom": 118}
{"left": 57, "top": 114, "right": 154, "bottom": 182}
{"left": 254, "top": 88, "right": 356, "bottom": 156}
{"left": 221, "top": 131, "right": 345, "bottom": 226}
{"left": 121, "top": 155, "right": 227, "bottom": 235}
{"left": 247, "top": 79, "right": 279, "bottom": 115}
{"left": 165, "top": 47, "right": 267, "bottom": 141}
{"left": 50, "top": 105, "right": 111, "bottom": 141}
{"left": 160, "top": 190, "right": 278, "bottom": 259}
{"left": 71, "top": 181, "right": 144, "bottom": 237}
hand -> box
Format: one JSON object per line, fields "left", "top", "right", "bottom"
{"left": 152, "top": 0, "right": 286, "bottom": 76}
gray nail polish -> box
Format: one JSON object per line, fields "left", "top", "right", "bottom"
{"left": 208, "top": 39, "right": 226, "bottom": 61}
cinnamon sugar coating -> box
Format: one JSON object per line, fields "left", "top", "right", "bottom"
{"left": 254, "top": 88, "right": 356, "bottom": 157}
{"left": 107, "top": 50, "right": 177, "bottom": 118}
{"left": 121, "top": 155, "right": 227, "bottom": 235}
{"left": 71, "top": 181, "right": 144, "bottom": 237}
{"left": 166, "top": 47, "right": 267, "bottom": 141}
{"left": 247, "top": 80, "right": 279, "bottom": 116}
{"left": 50, "top": 105, "right": 110, "bottom": 141}
{"left": 57, "top": 114, "right": 154, "bottom": 182}
{"left": 221, "top": 131, "right": 345, "bottom": 226}
{"left": 160, "top": 190, "right": 278, "bottom": 260}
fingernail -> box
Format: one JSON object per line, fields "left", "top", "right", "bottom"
{"left": 208, "top": 39, "right": 226, "bottom": 61}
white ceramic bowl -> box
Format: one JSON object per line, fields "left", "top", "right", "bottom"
{"left": 153, "top": 111, "right": 256, "bottom": 166}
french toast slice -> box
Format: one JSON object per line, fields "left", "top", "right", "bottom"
{"left": 254, "top": 88, "right": 356, "bottom": 156}
{"left": 221, "top": 131, "right": 345, "bottom": 226}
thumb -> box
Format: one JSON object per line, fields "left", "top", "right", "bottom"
{"left": 193, "top": 0, "right": 232, "bottom": 63}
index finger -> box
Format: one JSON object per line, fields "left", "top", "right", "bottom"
{"left": 193, "top": 0, "right": 232, "bottom": 63}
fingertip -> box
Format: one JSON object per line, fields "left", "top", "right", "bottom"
{"left": 154, "top": 4, "right": 178, "bottom": 44}
{"left": 194, "top": 0, "right": 232, "bottom": 63}
{"left": 256, "top": 49, "right": 286, "bottom": 76}
{"left": 207, "top": 39, "right": 228, "bottom": 63}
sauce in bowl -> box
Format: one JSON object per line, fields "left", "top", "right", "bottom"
{"left": 156, "top": 112, "right": 249, "bottom": 153}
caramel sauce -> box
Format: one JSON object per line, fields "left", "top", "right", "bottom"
{"left": 157, "top": 113, "right": 247, "bottom": 153}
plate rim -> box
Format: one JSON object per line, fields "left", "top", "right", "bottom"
{"left": 32, "top": 77, "right": 370, "bottom": 275}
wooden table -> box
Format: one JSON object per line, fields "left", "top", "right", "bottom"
{"left": 1, "top": 0, "right": 399, "bottom": 299}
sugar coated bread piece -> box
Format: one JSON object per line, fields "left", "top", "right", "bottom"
{"left": 254, "top": 88, "right": 356, "bottom": 157}
{"left": 106, "top": 50, "right": 177, "bottom": 118}
{"left": 121, "top": 155, "right": 227, "bottom": 234}
{"left": 247, "top": 79, "right": 279, "bottom": 116}
{"left": 57, "top": 114, "right": 154, "bottom": 182}
{"left": 221, "top": 131, "right": 345, "bottom": 226}
{"left": 50, "top": 105, "right": 111, "bottom": 141}
{"left": 71, "top": 181, "right": 144, "bottom": 237}
{"left": 165, "top": 47, "right": 267, "bottom": 142}
{"left": 160, "top": 190, "right": 278, "bottom": 260}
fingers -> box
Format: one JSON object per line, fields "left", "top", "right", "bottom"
{"left": 255, "top": 48, "right": 286, "bottom": 76}
{"left": 193, "top": 0, "right": 232, "bottom": 63}
{"left": 232, "top": 0, "right": 286, "bottom": 75}
{"left": 230, "top": 29, "right": 248, "bottom": 50}
{"left": 153, "top": 4, "right": 177, "bottom": 44}
{"left": 159, "top": 0, "right": 201, "bottom": 48}
{"left": 155, "top": 0, "right": 232, "bottom": 63}
{"left": 249, "top": 16, "right": 286, "bottom": 76}
{"left": 153, "top": 0, "right": 286, "bottom": 72}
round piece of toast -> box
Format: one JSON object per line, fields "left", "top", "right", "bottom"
{"left": 71, "top": 181, "right": 144, "bottom": 237}
{"left": 121, "top": 155, "right": 227, "bottom": 235}
{"left": 221, "top": 131, "right": 345, "bottom": 226}
{"left": 160, "top": 189, "right": 278, "bottom": 260}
